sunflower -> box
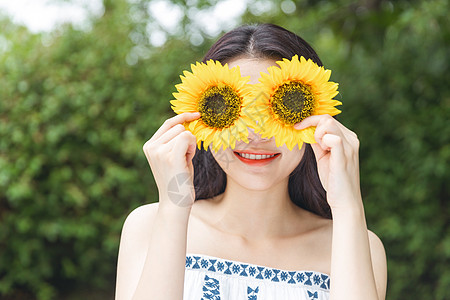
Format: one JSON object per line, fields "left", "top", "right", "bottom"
{"left": 251, "top": 55, "right": 342, "bottom": 150}
{"left": 171, "top": 60, "right": 254, "bottom": 151}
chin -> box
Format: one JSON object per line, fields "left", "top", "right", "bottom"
{"left": 236, "top": 172, "right": 284, "bottom": 190}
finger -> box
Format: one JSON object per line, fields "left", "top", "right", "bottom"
{"left": 313, "top": 128, "right": 328, "bottom": 150}
{"left": 151, "top": 112, "right": 200, "bottom": 142}
{"left": 297, "top": 115, "right": 359, "bottom": 165}
{"left": 293, "top": 115, "right": 325, "bottom": 130}
{"left": 322, "top": 133, "right": 346, "bottom": 168}
{"left": 153, "top": 123, "right": 187, "bottom": 145}
{"left": 185, "top": 142, "right": 197, "bottom": 166}
{"left": 170, "top": 131, "right": 197, "bottom": 165}
{"left": 294, "top": 114, "right": 348, "bottom": 133}
{"left": 142, "top": 126, "right": 193, "bottom": 162}
{"left": 313, "top": 117, "right": 356, "bottom": 158}
{"left": 316, "top": 126, "right": 356, "bottom": 162}
{"left": 297, "top": 115, "right": 340, "bottom": 150}
{"left": 299, "top": 115, "right": 356, "bottom": 145}
{"left": 310, "top": 142, "right": 327, "bottom": 162}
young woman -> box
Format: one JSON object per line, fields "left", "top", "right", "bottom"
{"left": 115, "top": 24, "right": 387, "bottom": 300}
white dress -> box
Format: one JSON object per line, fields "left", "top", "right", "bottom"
{"left": 184, "top": 254, "right": 330, "bottom": 300}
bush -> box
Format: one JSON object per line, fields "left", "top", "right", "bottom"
{"left": 0, "top": 5, "right": 205, "bottom": 299}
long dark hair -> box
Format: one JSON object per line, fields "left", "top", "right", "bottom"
{"left": 192, "top": 24, "right": 331, "bottom": 219}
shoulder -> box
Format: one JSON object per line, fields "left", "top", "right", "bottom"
{"left": 368, "top": 230, "right": 385, "bottom": 252}
{"left": 116, "top": 203, "right": 159, "bottom": 278}
{"left": 367, "top": 230, "right": 386, "bottom": 266}
{"left": 116, "top": 203, "right": 160, "bottom": 299}
{"left": 124, "top": 202, "right": 159, "bottom": 224}
{"left": 367, "top": 230, "right": 388, "bottom": 299}
{"left": 117, "top": 202, "right": 160, "bottom": 256}
{"left": 118, "top": 203, "right": 160, "bottom": 252}
{"left": 121, "top": 202, "right": 159, "bottom": 236}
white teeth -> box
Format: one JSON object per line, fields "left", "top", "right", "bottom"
{"left": 238, "top": 153, "right": 276, "bottom": 160}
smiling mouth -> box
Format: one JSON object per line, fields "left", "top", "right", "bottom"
{"left": 235, "top": 152, "right": 277, "bottom": 159}
{"left": 233, "top": 151, "right": 280, "bottom": 164}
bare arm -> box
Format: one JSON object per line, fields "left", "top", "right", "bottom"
{"left": 331, "top": 208, "right": 387, "bottom": 300}
{"left": 296, "top": 115, "right": 387, "bottom": 300}
{"left": 115, "top": 112, "right": 200, "bottom": 300}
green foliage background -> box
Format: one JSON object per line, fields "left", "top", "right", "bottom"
{"left": 0, "top": 0, "right": 448, "bottom": 299}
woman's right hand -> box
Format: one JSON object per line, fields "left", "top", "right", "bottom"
{"left": 142, "top": 112, "right": 200, "bottom": 209}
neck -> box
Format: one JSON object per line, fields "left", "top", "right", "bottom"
{"left": 209, "top": 176, "right": 301, "bottom": 240}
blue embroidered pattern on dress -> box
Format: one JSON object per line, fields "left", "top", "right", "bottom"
{"left": 247, "top": 286, "right": 259, "bottom": 300}
{"left": 201, "top": 275, "right": 221, "bottom": 300}
{"left": 307, "top": 290, "right": 319, "bottom": 299}
{"left": 186, "top": 254, "right": 330, "bottom": 291}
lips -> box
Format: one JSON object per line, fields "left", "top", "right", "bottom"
{"left": 233, "top": 150, "right": 280, "bottom": 165}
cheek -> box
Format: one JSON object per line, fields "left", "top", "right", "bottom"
{"left": 280, "top": 146, "right": 305, "bottom": 172}
{"left": 210, "top": 148, "right": 237, "bottom": 171}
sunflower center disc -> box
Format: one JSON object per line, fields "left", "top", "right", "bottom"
{"left": 271, "top": 81, "right": 315, "bottom": 125}
{"left": 198, "top": 85, "right": 241, "bottom": 129}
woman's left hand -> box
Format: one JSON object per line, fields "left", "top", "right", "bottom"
{"left": 294, "top": 115, "right": 362, "bottom": 212}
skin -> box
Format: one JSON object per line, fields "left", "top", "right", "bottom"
{"left": 115, "top": 58, "right": 387, "bottom": 300}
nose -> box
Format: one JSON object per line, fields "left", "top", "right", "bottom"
{"left": 247, "top": 128, "right": 271, "bottom": 142}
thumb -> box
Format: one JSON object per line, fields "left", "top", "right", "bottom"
{"left": 186, "top": 141, "right": 197, "bottom": 167}
{"left": 309, "top": 141, "right": 327, "bottom": 162}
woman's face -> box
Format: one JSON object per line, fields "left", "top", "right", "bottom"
{"left": 210, "top": 57, "right": 305, "bottom": 191}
